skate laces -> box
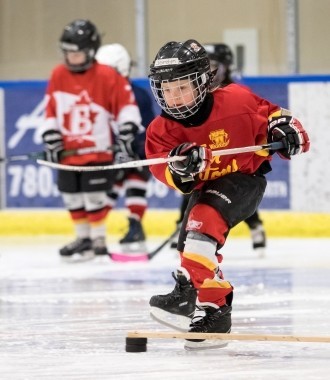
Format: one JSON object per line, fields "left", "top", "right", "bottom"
{"left": 190, "top": 306, "right": 223, "bottom": 329}
{"left": 190, "top": 305, "right": 206, "bottom": 325}
{"left": 165, "top": 272, "right": 191, "bottom": 302}
{"left": 92, "top": 237, "right": 106, "bottom": 248}
{"left": 66, "top": 238, "right": 87, "bottom": 250}
{"left": 171, "top": 272, "right": 184, "bottom": 298}
{"left": 120, "top": 218, "right": 145, "bottom": 243}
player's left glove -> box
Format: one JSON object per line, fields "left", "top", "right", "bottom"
{"left": 268, "top": 115, "right": 310, "bottom": 159}
{"left": 168, "top": 142, "right": 212, "bottom": 177}
{"left": 115, "top": 122, "right": 139, "bottom": 163}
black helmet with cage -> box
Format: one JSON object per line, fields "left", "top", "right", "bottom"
{"left": 203, "top": 43, "right": 233, "bottom": 66}
{"left": 59, "top": 19, "right": 101, "bottom": 72}
{"left": 203, "top": 43, "right": 234, "bottom": 85}
{"left": 149, "top": 39, "right": 211, "bottom": 119}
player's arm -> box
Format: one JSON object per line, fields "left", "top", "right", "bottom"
{"left": 41, "top": 81, "right": 64, "bottom": 163}
{"left": 113, "top": 75, "right": 143, "bottom": 162}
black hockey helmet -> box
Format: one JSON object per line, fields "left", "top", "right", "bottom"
{"left": 149, "top": 39, "right": 211, "bottom": 119}
{"left": 59, "top": 19, "right": 101, "bottom": 72}
{"left": 203, "top": 43, "right": 233, "bottom": 66}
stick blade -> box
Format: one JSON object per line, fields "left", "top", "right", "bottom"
{"left": 184, "top": 340, "right": 229, "bottom": 351}
{"left": 109, "top": 251, "right": 149, "bottom": 262}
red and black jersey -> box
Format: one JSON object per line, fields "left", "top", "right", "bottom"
{"left": 145, "top": 83, "right": 279, "bottom": 192}
{"left": 43, "top": 62, "right": 142, "bottom": 165}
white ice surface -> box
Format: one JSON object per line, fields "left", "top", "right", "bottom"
{"left": 1, "top": 236, "right": 330, "bottom": 380}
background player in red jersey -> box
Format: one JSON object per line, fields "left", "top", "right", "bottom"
{"left": 146, "top": 39, "right": 310, "bottom": 349}
{"left": 171, "top": 43, "right": 267, "bottom": 256}
{"left": 96, "top": 43, "right": 156, "bottom": 251}
{"left": 41, "top": 20, "right": 143, "bottom": 261}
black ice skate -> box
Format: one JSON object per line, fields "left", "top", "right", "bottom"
{"left": 250, "top": 223, "right": 266, "bottom": 258}
{"left": 149, "top": 270, "right": 197, "bottom": 331}
{"left": 184, "top": 303, "right": 232, "bottom": 350}
{"left": 92, "top": 236, "right": 108, "bottom": 256}
{"left": 119, "top": 217, "right": 146, "bottom": 252}
{"left": 59, "top": 238, "right": 94, "bottom": 262}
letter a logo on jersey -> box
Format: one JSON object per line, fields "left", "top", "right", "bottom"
{"left": 209, "top": 129, "right": 230, "bottom": 149}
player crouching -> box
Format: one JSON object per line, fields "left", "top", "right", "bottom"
{"left": 145, "top": 39, "right": 310, "bottom": 349}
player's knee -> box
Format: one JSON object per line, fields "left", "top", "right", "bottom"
{"left": 187, "top": 203, "right": 229, "bottom": 246}
{"left": 61, "top": 192, "right": 84, "bottom": 210}
{"left": 182, "top": 231, "right": 218, "bottom": 272}
{"left": 186, "top": 231, "right": 217, "bottom": 246}
{"left": 83, "top": 191, "right": 109, "bottom": 211}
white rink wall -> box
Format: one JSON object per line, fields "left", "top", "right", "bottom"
{"left": 289, "top": 82, "right": 330, "bottom": 212}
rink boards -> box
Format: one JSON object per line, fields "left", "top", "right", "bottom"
{"left": 1, "top": 75, "right": 330, "bottom": 213}
{"left": 1, "top": 75, "right": 330, "bottom": 237}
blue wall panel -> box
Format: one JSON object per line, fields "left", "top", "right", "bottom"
{"left": 2, "top": 75, "right": 327, "bottom": 209}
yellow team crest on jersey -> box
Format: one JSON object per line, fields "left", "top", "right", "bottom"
{"left": 209, "top": 129, "right": 230, "bottom": 149}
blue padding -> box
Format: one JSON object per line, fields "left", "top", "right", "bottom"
{"left": 1, "top": 75, "right": 327, "bottom": 209}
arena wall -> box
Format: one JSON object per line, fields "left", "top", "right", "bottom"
{"left": 0, "top": 76, "right": 329, "bottom": 236}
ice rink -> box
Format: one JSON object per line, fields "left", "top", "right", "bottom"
{"left": 1, "top": 235, "right": 330, "bottom": 380}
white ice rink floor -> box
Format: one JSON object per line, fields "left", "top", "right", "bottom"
{"left": 1, "top": 236, "right": 330, "bottom": 380}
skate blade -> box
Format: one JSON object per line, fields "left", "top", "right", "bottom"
{"left": 120, "top": 242, "right": 147, "bottom": 252}
{"left": 110, "top": 252, "right": 148, "bottom": 262}
{"left": 184, "top": 339, "right": 229, "bottom": 351}
{"left": 60, "top": 250, "right": 95, "bottom": 263}
{"left": 150, "top": 307, "right": 191, "bottom": 332}
{"left": 254, "top": 247, "right": 266, "bottom": 258}
{"left": 93, "top": 255, "right": 111, "bottom": 263}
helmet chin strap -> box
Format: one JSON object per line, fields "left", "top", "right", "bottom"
{"left": 209, "top": 66, "right": 226, "bottom": 91}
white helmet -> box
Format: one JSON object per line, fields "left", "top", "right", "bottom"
{"left": 96, "top": 43, "right": 131, "bottom": 77}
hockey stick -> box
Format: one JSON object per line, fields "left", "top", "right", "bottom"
{"left": 0, "top": 145, "right": 117, "bottom": 163}
{"left": 36, "top": 141, "right": 285, "bottom": 171}
{"left": 127, "top": 330, "right": 330, "bottom": 343}
{"left": 109, "top": 226, "right": 180, "bottom": 262}
{"left": 0, "top": 151, "right": 45, "bottom": 162}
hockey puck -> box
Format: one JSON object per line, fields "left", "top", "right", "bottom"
{"left": 125, "top": 337, "right": 147, "bottom": 352}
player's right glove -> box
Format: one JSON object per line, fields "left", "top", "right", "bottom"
{"left": 42, "top": 130, "right": 64, "bottom": 163}
{"left": 268, "top": 115, "right": 310, "bottom": 159}
{"left": 168, "top": 142, "right": 212, "bottom": 177}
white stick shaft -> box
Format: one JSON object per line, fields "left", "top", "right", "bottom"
{"left": 36, "top": 155, "right": 185, "bottom": 171}
{"left": 36, "top": 142, "right": 283, "bottom": 172}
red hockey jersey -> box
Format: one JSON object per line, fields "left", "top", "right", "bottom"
{"left": 145, "top": 84, "right": 280, "bottom": 191}
{"left": 43, "top": 62, "right": 142, "bottom": 165}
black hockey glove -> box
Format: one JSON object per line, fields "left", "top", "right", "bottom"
{"left": 168, "top": 143, "right": 212, "bottom": 177}
{"left": 268, "top": 115, "right": 310, "bottom": 159}
{"left": 115, "top": 122, "right": 139, "bottom": 163}
{"left": 42, "top": 130, "right": 64, "bottom": 163}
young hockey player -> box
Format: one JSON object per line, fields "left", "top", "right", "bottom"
{"left": 145, "top": 39, "right": 310, "bottom": 349}
{"left": 41, "top": 20, "right": 142, "bottom": 261}
{"left": 171, "top": 43, "right": 267, "bottom": 256}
